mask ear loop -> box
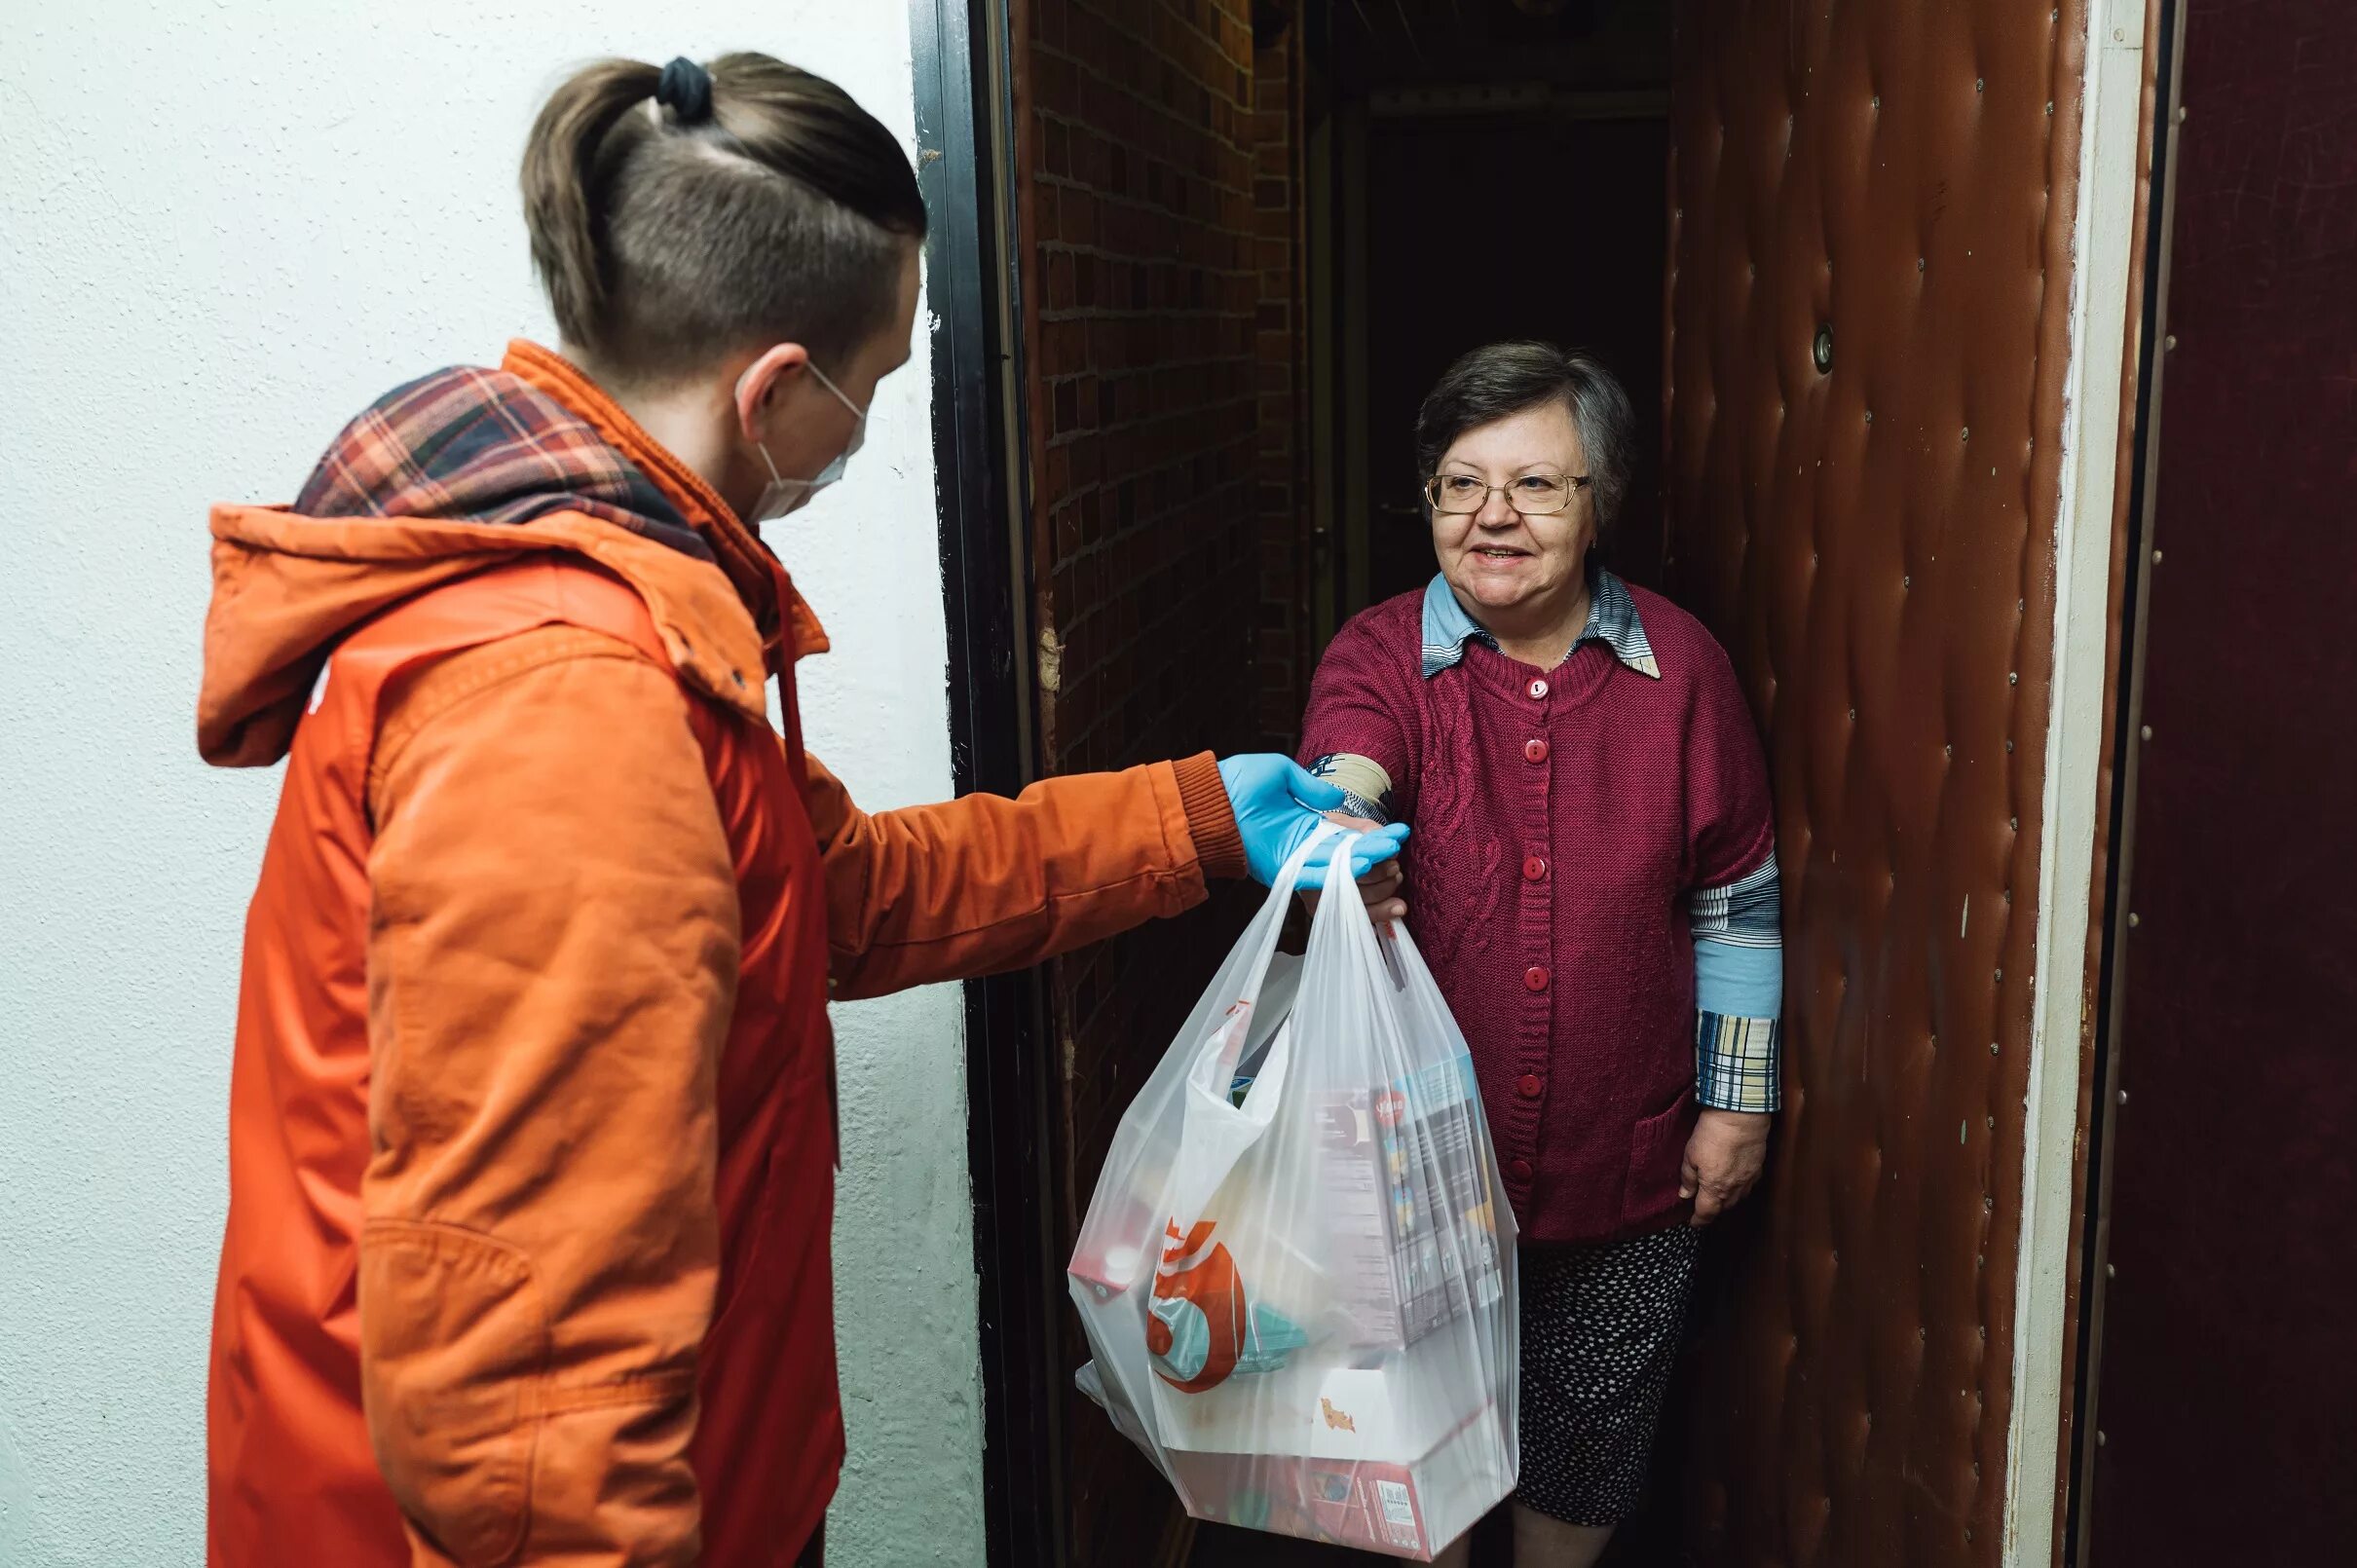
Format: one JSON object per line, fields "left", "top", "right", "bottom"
{"left": 741, "top": 355, "right": 857, "bottom": 482}
{"left": 805, "top": 360, "right": 869, "bottom": 424}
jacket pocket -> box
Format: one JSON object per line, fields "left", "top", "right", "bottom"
{"left": 1621, "top": 1088, "right": 1699, "bottom": 1232}
{"left": 358, "top": 1218, "right": 546, "bottom": 1568}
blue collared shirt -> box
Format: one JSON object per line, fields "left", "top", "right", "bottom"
{"left": 1419, "top": 566, "right": 1662, "bottom": 681}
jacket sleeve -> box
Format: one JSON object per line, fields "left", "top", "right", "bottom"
{"left": 359, "top": 627, "right": 735, "bottom": 1568}
{"left": 807, "top": 750, "right": 1247, "bottom": 1000}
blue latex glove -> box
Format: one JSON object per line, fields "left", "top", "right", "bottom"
{"left": 1216, "top": 755, "right": 1409, "bottom": 888}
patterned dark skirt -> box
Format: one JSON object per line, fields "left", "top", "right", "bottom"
{"left": 1515, "top": 1225, "right": 1703, "bottom": 1527}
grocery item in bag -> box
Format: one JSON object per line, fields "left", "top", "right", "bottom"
{"left": 1068, "top": 827, "right": 1518, "bottom": 1561}
{"left": 1315, "top": 1050, "right": 1506, "bottom": 1351}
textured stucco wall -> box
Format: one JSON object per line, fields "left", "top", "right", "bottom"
{"left": 0, "top": 5, "right": 980, "bottom": 1564}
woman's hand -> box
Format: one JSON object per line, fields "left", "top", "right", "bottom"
{"left": 1298, "top": 812, "right": 1408, "bottom": 923}
{"left": 1680, "top": 1109, "right": 1770, "bottom": 1224}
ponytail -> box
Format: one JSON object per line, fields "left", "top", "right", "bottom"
{"left": 521, "top": 57, "right": 662, "bottom": 354}
{"left": 519, "top": 53, "right": 927, "bottom": 386}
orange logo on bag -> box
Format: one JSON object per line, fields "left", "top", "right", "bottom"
{"left": 1146, "top": 1218, "right": 1249, "bottom": 1393}
{"left": 1320, "top": 1397, "right": 1357, "bottom": 1433}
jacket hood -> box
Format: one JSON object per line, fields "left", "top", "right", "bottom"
{"left": 199, "top": 343, "right": 825, "bottom": 766}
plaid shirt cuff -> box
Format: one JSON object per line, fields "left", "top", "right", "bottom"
{"left": 1697, "top": 1012, "right": 1781, "bottom": 1112}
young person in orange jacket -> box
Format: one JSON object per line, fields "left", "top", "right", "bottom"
{"left": 197, "top": 52, "right": 1404, "bottom": 1568}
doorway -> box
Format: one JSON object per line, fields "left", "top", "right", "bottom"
{"left": 945, "top": 2, "right": 2134, "bottom": 1565}
{"left": 1208, "top": 11, "right": 1682, "bottom": 1564}
{"left": 1219, "top": 6, "right": 2106, "bottom": 1561}
{"left": 1315, "top": 0, "right": 1673, "bottom": 627}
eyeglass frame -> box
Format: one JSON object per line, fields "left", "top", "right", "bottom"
{"left": 1421, "top": 469, "right": 1594, "bottom": 516}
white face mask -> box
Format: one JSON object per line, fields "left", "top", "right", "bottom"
{"left": 743, "top": 359, "right": 868, "bottom": 523}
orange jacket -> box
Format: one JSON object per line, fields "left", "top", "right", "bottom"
{"left": 200, "top": 342, "right": 1245, "bottom": 1566}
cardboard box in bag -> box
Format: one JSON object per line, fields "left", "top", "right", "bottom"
{"left": 1313, "top": 1051, "right": 1506, "bottom": 1351}
{"left": 1160, "top": 1363, "right": 1508, "bottom": 1560}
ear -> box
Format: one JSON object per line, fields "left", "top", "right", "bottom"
{"left": 732, "top": 342, "right": 812, "bottom": 442}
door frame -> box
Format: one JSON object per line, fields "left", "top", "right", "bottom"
{"left": 2064, "top": 3, "right": 2186, "bottom": 1559}
{"left": 912, "top": 3, "right": 2165, "bottom": 1562}
{"left": 2005, "top": 1, "right": 2167, "bottom": 1562}
{"left": 910, "top": 2, "right": 1067, "bottom": 1564}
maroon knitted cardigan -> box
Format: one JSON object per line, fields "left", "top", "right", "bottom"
{"left": 1300, "top": 584, "right": 1774, "bottom": 1243}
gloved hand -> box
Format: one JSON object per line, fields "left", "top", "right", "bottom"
{"left": 1216, "top": 755, "right": 1409, "bottom": 888}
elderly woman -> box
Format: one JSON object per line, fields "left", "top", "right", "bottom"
{"left": 1301, "top": 342, "right": 1781, "bottom": 1567}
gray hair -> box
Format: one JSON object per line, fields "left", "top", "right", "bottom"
{"left": 1414, "top": 342, "right": 1637, "bottom": 531}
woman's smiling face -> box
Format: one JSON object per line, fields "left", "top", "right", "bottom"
{"left": 1430, "top": 398, "right": 1593, "bottom": 622}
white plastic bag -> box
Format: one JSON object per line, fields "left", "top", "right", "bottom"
{"left": 1069, "top": 828, "right": 1518, "bottom": 1560}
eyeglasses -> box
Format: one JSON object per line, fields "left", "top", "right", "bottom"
{"left": 1423, "top": 471, "right": 1591, "bottom": 516}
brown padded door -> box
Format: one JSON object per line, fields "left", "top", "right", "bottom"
{"left": 1664, "top": 4, "right": 2086, "bottom": 1564}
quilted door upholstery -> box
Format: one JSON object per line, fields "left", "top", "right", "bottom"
{"left": 1664, "top": 4, "right": 2088, "bottom": 1564}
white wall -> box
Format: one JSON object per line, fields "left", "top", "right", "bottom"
{"left": 0, "top": 5, "right": 980, "bottom": 1564}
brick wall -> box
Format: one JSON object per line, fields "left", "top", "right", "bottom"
{"left": 1008, "top": 0, "right": 1309, "bottom": 1560}
{"left": 1251, "top": 19, "right": 1312, "bottom": 743}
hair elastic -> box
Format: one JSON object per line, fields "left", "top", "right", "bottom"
{"left": 655, "top": 56, "right": 714, "bottom": 125}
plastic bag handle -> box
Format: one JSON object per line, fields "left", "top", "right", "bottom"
{"left": 1302, "top": 827, "right": 1414, "bottom": 996}
{"left": 1178, "top": 820, "right": 1344, "bottom": 1094}
{"left": 1272, "top": 819, "right": 1347, "bottom": 900}
{"left": 1229, "top": 818, "right": 1345, "bottom": 998}
{"left": 1178, "top": 820, "right": 1348, "bottom": 1099}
